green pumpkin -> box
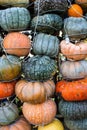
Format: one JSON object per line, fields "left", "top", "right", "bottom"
{"left": 32, "top": 33, "right": 60, "bottom": 58}
{"left": 0, "top": 7, "right": 31, "bottom": 32}
{"left": 31, "top": 14, "right": 63, "bottom": 34}
{"left": 22, "top": 55, "right": 57, "bottom": 81}
{"left": 0, "top": 55, "right": 21, "bottom": 81}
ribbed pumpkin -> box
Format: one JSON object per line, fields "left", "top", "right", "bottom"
{"left": 15, "top": 79, "right": 55, "bottom": 104}
{"left": 0, "top": 55, "right": 21, "bottom": 81}
{"left": 60, "top": 40, "right": 87, "bottom": 61}
{"left": 22, "top": 99, "right": 57, "bottom": 125}
{"left": 38, "top": 118, "right": 64, "bottom": 130}
{"left": 64, "top": 17, "right": 87, "bottom": 41}
{"left": 31, "top": 14, "right": 63, "bottom": 34}
{"left": 0, "top": 101, "right": 19, "bottom": 125}
{"left": 0, "top": 7, "right": 31, "bottom": 32}
{"left": 3, "top": 32, "right": 31, "bottom": 57}
{"left": 22, "top": 55, "right": 57, "bottom": 81}
{"left": 56, "top": 78, "right": 87, "bottom": 101}
{"left": 60, "top": 60, "right": 87, "bottom": 80}
{"left": 32, "top": 33, "right": 60, "bottom": 58}
{"left": 0, "top": 116, "right": 31, "bottom": 130}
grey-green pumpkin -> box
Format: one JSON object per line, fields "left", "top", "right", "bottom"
{"left": 0, "top": 7, "right": 31, "bottom": 32}
{"left": 22, "top": 55, "right": 57, "bottom": 81}
{"left": 32, "top": 33, "right": 60, "bottom": 58}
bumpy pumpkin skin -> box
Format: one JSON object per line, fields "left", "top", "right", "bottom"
{"left": 0, "top": 116, "right": 31, "bottom": 130}
{"left": 0, "top": 7, "right": 31, "bottom": 32}
{"left": 56, "top": 79, "right": 87, "bottom": 101}
{"left": 3, "top": 32, "right": 31, "bottom": 57}
{"left": 22, "top": 100, "right": 57, "bottom": 125}
{"left": 15, "top": 79, "right": 55, "bottom": 104}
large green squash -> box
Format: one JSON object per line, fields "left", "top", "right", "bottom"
{"left": 22, "top": 55, "right": 57, "bottom": 81}
{"left": 0, "top": 7, "right": 31, "bottom": 32}
{"left": 32, "top": 33, "right": 60, "bottom": 58}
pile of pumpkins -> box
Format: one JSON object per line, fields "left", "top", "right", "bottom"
{"left": 0, "top": 0, "right": 87, "bottom": 130}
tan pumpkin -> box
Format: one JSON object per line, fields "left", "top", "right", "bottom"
{"left": 60, "top": 40, "right": 87, "bottom": 61}
{"left": 15, "top": 79, "right": 55, "bottom": 104}
{"left": 3, "top": 32, "right": 31, "bottom": 57}
{"left": 22, "top": 99, "right": 57, "bottom": 125}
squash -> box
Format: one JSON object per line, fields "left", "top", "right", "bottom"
{"left": 56, "top": 78, "right": 87, "bottom": 101}
{"left": 60, "top": 40, "right": 87, "bottom": 61}
{"left": 75, "top": 0, "right": 87, "bottom": 9}
{"left": 60, "top": 60, "right": 87, "bottom": 80}
{"left": 31, "top": 14, "right": 63, "bottom": 34}
{"left": 22, "top": 55, "right": 57, "bottom": 81}
{"left": 0, "top": 101, "right": 19, "bottom": 125}
{"left": 0, "top": 55, "right": 21, "bottom": 82}
{"left": 32, "top": 33, "right": 60, "bottom": 58}
{"left": 15, "top": 79, "right": 55, "bottom": 104}
{"left": 3, "top": 32, "right": 31, "bottom": 57}
{"left": 0, "top": 7, "right": 31, "bottom": 32}
{"left": 0, "top": 116, "right": 31, "bottom": 130}
{"left": 22, "top": 99, "right": 57, "bottom": 125}
{"left": 38, "top": 118, "right": 64, "bottom": 130}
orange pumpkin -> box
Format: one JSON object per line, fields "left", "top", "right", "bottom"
{"left": 3, "top": 32, "right": 31, "bottom": 57}
{"left": 56, "top": 78, "right": 87, "bottom": 101}
{"left": 60, "top": 40, "right": 87, "bottom": 61}
{"left": 15, "top": 79, "right": 55, "bottom": 104}
{"left": 22, "top": 99, "right": 57, "bottom": 125}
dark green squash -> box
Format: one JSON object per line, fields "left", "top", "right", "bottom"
{"left": 32, "top": 33, "right": 60, "bottom": 58}
{"left": 22, "top": 55, "right": 57, "bottom": 81}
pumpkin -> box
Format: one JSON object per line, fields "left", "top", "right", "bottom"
{"left": 0, "top": 55, "right": 21, "bottom": 81}
{"left": 32, "top": 33, "right": 60, "bottom": 58}
{"left": 22, "top": 55, "right": 57, "bottom": 81}
{"left": 15, "top": 79, "right": 55, "bottom": 104}
{"left": 31, "top": 14, "right": 63, "bottom": 34}
{"left": 22, "top": 99, "right": 57, "bottom": 125}
{"left": 75, "top": 0, "right": 87, "bottom": 9}
{"left": 0, "top": 7, "right": 31, "bottom": 32}
{"left": 0, "top": 0, "right": 29, "bottom": 7}
{"left": 56, "top": 78, "right": 87, "bottom": 101}
{"left": 0, "top": 116, "right": 31, "bottom": 130}
{"left": 38, "top": 118, "right": 64, "bottom": 130}
{"left": 3, "top": 32, "right": 31, "bottom": 57}
{"left": 60, "top": 40, "right": 87, "bottom": 61}
{"left": 0, "top": 101, "right": 19, "bottom": 125}
{"left": 64, "top": 17, "right": 87, "bottom": 41}
{"left": 60, "top": 60, "right": 87, "bottom": 80}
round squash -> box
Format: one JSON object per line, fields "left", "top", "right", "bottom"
{"left": 22, "top": 55, "right": 57, "bottom": 81}
{"left": 22, "top": 99, "right": 57, "bottom": 125}
{"left": 32, "top": 33, "right": 60, "bottom": 58}
{"left": 0, "top": 116, "right": 31, "bottom": 130}
{"left": 0, "top": 101, "right": 19, "bottom": 125}
{"left": 0, "top": 7, "right": 31, "bottom": 32}
{"left": 60, "top": 40, "right": 87, "bottom": 61}
{"left": 15, "top": 79, "right": 55, "bottom": 104}
{"left": 60, "top": 60, "right": 87, "bottom": 80}
{"left": 38, "top": 118, "right": 64, "bottom": 130}
{"left": 31, "top": 14, "right": 63, "bottom": 34}
{"left": 3, "top": 32, "right": 31, "bottom": 57}
{"left": 0, "top": 55, "right": 21, "bottom": 81}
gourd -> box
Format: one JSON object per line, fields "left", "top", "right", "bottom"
{"left": 60, "top": 40, "right": 87, "bottom": 61}
{"left": 0, "top": 55, "right": 21, "bottom": 81}
{"left": 0, "top": 101, "right": 19, "bottom": 125}
{"left": 75, "top": 0, "right": 87, "bottom": 9}
{"left": 56, "top": 78, "right": 87, "bottom": 101}
{"left": 59, "top": 100, "right": 87, "bottom": 120}
{"left": 15, "top": 79, "right": 55, "bottom": 104}
{"left": 22, "top": 99, "right": 57, "bottom": 125}
{"left": 31, "top": 14, "right": 63, "bottom": 34}
{"left": 32, "top": 33, "right": 60, "bottom": 58}
{"left": 3, "top": 32, "right": 31, "bottom": 57}
{"left": 0, "top": 7, "right": 31, "bottom": 32}
{"left": 22, "top": 55, "right": 57, "bottom": 81}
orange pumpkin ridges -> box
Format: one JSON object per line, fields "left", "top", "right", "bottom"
{"left": 56, "top": 78, "right": 87, "bottom": 101}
